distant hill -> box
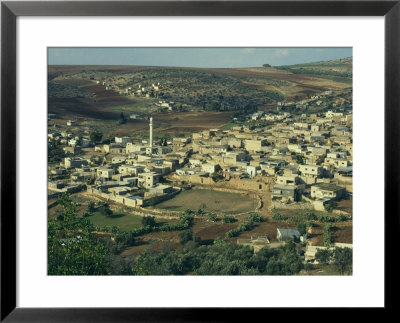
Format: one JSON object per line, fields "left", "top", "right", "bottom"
{"left": 48, "top": 57, "right": 352, "bottom": 120}
{"left": 275, "top": 57, "right": 352, "bottom": 79}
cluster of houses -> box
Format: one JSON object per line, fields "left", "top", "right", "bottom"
{"left": 48, "top": 102, "right": 352, "bottom": 216}
{"left": 48, "top": 97, "right": 352, "bottom": 218}
{"left": 171, "top": 108, "right": 352, "bottom": 212}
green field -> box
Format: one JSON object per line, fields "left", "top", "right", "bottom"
{"left": 88, "top": 212, "right": 143, "bottom": 231}
{"left": 150, "top": 189, "right": 257, "bottom": 214}
{"left": 109, "top": 97, "right": 156, "bottom": 114}
{"left": 87, "top": 211, "right": 178, "bottom": 231}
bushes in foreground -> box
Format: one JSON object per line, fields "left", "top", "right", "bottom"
{"left": 132, "top": 240, "right": 304, "bottom": 275}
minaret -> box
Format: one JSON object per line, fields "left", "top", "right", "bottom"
{"left": 149, "top": 117, "right": 153, "bottom": 149}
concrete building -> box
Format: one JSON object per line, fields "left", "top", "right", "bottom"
{"left": 64, "top": 157, "right": 88, "bottom": 169}
{"left": 311, "top": 183, "right": 346, "bottom": 200}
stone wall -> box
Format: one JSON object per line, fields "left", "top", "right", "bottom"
{"left": 142, "top": 189, "right": 181, "bottom": 207}
{"left": 171, "top": 174, "right": 274, "bottom": 193}
{"left": 272, "top": 200, "right": 314, "bottom": 210}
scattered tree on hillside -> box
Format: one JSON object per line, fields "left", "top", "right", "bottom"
{"left": 141, "top": 216, "right": 156, "bottom": 228}
{"left": 119, "top": 112, "right": 127, "bottom": 124}
{"left": 332, "top": 247, "right": 352, "bottom": 274}
{"left": 90, "top": 129, "right": 103, "bottom": 144}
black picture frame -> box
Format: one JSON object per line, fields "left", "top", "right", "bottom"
{"left": 1, "top": 0, "right": 399, "bottom": 321}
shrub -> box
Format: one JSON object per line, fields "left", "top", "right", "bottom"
{"left": 332, "top": 247, "right": 352, "bottom": 274}
{"left": 315, "top": 248, "right": 332, "bottom": 264}
{"left": 222, "top": 215, "right": 237, "bottom": 223}
{"left": 86, "top": 201, "right": 96, "bottom": 213}
{"left": 248, "top": 213, "right": 262, "bottom": 223}
{"left": 98, "top": 202, "right": 112, "bottom": 216}
{"left": 179, "top": 229, "right": 194, "bottom": 245}
{"left": 272, "top": 213, "right": 288, "bottom": 222}
{"left": 179, "top": 214, "right": 194, "bottom": 227}
{"left": 208, "top": 213, "right": 218, "bottom": 222}
{"left": 297, "top": 222, "right": 307, "bottom": 236}
{"left": 141, "top": 216, "right": 156, "bottom": 228}
{"left": 323, "top": 224, "right": 333, "bottom": 246}
{"left": 82, "top": 212, "right": 91, "bottom": 218}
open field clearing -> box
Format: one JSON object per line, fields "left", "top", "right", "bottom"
{"left": 336, "top": 198, "right": 353, "bottom": 215}
{"left": 102, "top": 111, "right": 233, "bottom": 138}
{"left": 87, "top": 212, "right": 143, "bottom": 231}
{"left": 86, "top": 212, "right": 178, "bottom": 232}
{"left": 121, "top": 239, "right": 181, "bottom": 258}
{"left": 148, "top": 189, "right": 257, "bottom": 214}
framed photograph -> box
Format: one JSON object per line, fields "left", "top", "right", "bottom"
{"left": 1, "top": 0, "right": 399, "bottom": 321}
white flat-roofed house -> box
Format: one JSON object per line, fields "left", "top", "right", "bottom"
{"left": 299, "top": 164, "right": 325, "bottom": 184}
{"left": 201, "top": 163, "right": 220, "bottom": 174}
{"left": 103, "top": 144, "right": 125, "bottom": 154}
{"left": 115, "top": 136, "right": 132, "bottom": 146}
{"left": 118, "top": 165, "right": 145, "bottom": 176}
{"left": 126, "top": 143, "right": 147, "bottom": 154}
{"left": 96, "top": 167, "right": 115, "bottom": 179}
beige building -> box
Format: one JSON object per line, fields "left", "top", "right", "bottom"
{"left": 138, "top": 172, "right": 160, "bottom": 188}
{"left": 96, "top": 167, "right": 115, "bottom": 179}
{"left": 244, "top": 139, "right": 267, "bottom": 152}
{"left": 311, "top": 183, "right": 346, "bottom": 200}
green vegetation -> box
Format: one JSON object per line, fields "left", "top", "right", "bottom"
{"left": 118, "top": 112, "right": 127, "bottom": 124}
{"left": 315, "top": 248, "right": 331, "bottom": 265}
{"left": 272, "top": 213, "right": 288, "bottom": 222}
{"left": 208, "top": 212, "right": 218, "bottom": 222}
{"left": 248, "top": 213, "right": 262, "bottom": 223}
{"left": 315, "top": 247, "right": 352, "bottom": 274}
{"left": 89, "top": 129, "right": 103, "bottom": 144}
{"left": 323, "top": 223, "right": 334, "bottom": 246}
{"left": 48, "top": 138, "right": 66, "bottom": 163}
{"left": 49, "top": 194, "right": 349, "bottom": 276}
{"left": 276, "top": 58, "right": 352, "bottom": 79}
{"left": 132, "top": 240, "right": 303, "bottom": 275}
{"left": 225, "top": 216, "right": 258, "bottom": 238}
{"left": 48, "top": 80, "right": 93, "bottom": 99}
{"left": 179, "top": 229, "right": 194, "bottom": 245}
{"left": 88, "top": 212, "right": 144, "bottom": 231}
{"left": 272, "top": 210, "right": 350, "bottom": 225}
{"left": 222, "top": 215, "right": 237, "bottom": 224}
{"left": 48, "top": 194, "right": 110, "bottom": 275}
{"left": 141, "top": 216, "right": 156, "bottom": 227}
{"left": 277, "top": 66, "right": 352, "bottom": 78}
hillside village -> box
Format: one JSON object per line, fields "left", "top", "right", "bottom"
{"left": 48, "top": 58, "right": 353, "bottom": 275}
{"left": 49, "top": 97, "right": 352, "bottom": 264}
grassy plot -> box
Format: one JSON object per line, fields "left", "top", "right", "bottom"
{"left": 149, "top": 189, "right": 257, "bottom": 214}
{"left": 87, "top": 211, "right": 178, "bottom": 232}
{"left": 87, "top": 212, "right": 143, "bottom": 231}
{"left": 108, "top": 97, "right": 156, "bottom": 114}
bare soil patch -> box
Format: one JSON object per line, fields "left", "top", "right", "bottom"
{"left": 336, "top": 198, "right": 353, "bottom": 215}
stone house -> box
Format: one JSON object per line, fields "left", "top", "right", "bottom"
{"left": 272, "top": 184, "right": 302, "bottom": 202}
{"left": 96, "top": 167, "right": 115, "bottom": 179}
{"left": 64, "top": 157, "right": 88, "bottom": 169}
{"left": 310, "top": 183, "right": 346, "bottom": 200}
{"left": 138, "top": 172, "right": 160, "bottom": 188}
